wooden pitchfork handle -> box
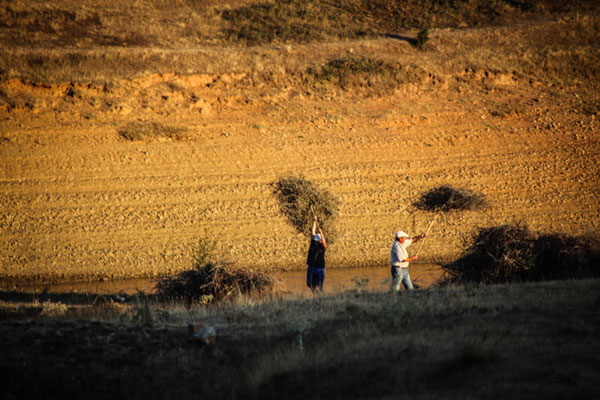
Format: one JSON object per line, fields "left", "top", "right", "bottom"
{"left": 414, "top": 210, "right": 441, "bottom": 257}
{"left": 414, "top": 192, "right": 456, "bottom": 257}
{"left": 310, "top": 205, "right": 320, "bottom": 230}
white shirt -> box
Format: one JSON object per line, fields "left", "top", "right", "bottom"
{"left": 390, "top": 238, "right": 413, "bottom": 268}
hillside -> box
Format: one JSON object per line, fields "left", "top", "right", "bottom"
{"left": 1, "top": 0, "right": 599, "bottom": 285}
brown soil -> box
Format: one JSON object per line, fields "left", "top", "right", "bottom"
{"left": 1, "top": 3, "right": 599, "bottom": 286}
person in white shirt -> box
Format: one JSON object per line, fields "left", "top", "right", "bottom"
{"left": 390, "top": 230, "right": 426, "bottom": 291}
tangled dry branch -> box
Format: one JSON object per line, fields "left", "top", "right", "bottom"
{"left": 155, "top": 262, "right": 279, "bottom": 303}
{"left": 413, "top": 185, "right": 487, "bottom": 212}
{"left": 273, "top": 175, "right": 339, "bottom": 242}
{"left": 441, "top": 224, "right": 600, "bottom": 284}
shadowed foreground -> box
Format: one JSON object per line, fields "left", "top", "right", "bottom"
{"left": 1, "top": 279, "right": 599, "bottom": 399}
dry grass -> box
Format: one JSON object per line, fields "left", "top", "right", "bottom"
{"left": 273, "top": 175, "right": 339, "bottom": 243}
{"left": 306, "top": 56, "right": 426, "bottom": 92}
{"left": 155, "top": 262, "right": 280, "bottom": 304}
{"left": 118, "top": 121, "right": 190, "bottom": 142}
{"left": 1, "top": 279, "right": 599, "bottom": 399}
{"left": 441, "top": 224, "right": 600, "bottom": 284}
{"left": 413, "top": 185, "right": 487, "bottom": 212}
{"left": 1, "top": 0, "right": 598, "bottom": 89}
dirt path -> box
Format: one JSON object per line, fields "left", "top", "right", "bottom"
{"left": 1, "top": 20, "right": 599, "bottom": 285}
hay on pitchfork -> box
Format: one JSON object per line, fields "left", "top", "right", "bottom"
{"left": 273, "top": 175, "right": 339, "bottom": 242}
{"left": 155, "top": 261, "right": 280, "bottom": 303}
{"left": 413, "top": 185, "right": 487, "bottom": 212}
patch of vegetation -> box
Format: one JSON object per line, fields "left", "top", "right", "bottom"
{"left": 156, "top": 261, "right": 278, "bottom": 304}
{"left": 534, "top": 233, "right": 600, "bottom": 280}
{"left": 2, "top": 279, "right": 600, "bottom": 399}
{"left": 442, "top": 224, "right": 600, "bottom": 284}
{"left": 215, "top": 0, "right": 598, "bottom": 46}
{"left": 219, "top": 0, "right": 371, "bottom": 45}
{"left": 413, "top": 185, "right": 487, "bottom": 212}
{"left": 155, "top": 235, "right": 276, "bottom": 303}
{"left": 307, "top": 57, "right": 425, "bottom": 91}
{"left": 273, "top": 175, "right": 339, "bottom": 242}
{"left": 118, "top": 121, "right": 190, "bottom": 142}
{"left": 415, "top": 26, "right": 431, "bottom": 50}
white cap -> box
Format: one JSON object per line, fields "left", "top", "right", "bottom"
{"left": 395, "top": 230, "right": 408, "bottom": 239}
{"left": 313, "top": 234, "right": 322, "bottom": 242}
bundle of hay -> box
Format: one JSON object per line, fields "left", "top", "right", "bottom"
{"left": 441, "top": 224, "right": 600, "bottom": 284}
{"left": 413, "top": 185, "right": 487, "bottom": 212}
{"left": 155, "top": 262, "right": 279, "bottom": 303}
{"left": 533, "top": 233, "right": 600, "bottom": 280}
{"left": 273, "top": 175, "right": 339, "bottom": 242}
{"left": 442, "top": 224, "right": 535, "bottom": 284}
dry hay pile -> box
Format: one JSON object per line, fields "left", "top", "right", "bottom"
{"left": 442, "top": 225, "right": 535, "bottom": 284}
{"left": 118, "top": 121, "right": 190, "bottom": 142}
{"left": 534, "top": 233, "right": 600, "bottom": 281}
{"left": 441, "top": 224, "right": 600, "bottom": 284}
{"left": 413, "top": 185, "right": 487, "bottom": 211}
{"left": 273, "top": 175, "right": 339, "bottom": 242}
{"left": 155, "top": 262, "right": 279, "bottom": 303}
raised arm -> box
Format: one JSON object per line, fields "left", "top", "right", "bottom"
{"left": 412, "top": 233, "right": 426, "bottom": 242}
{"left": 318, "top": 227, "right": 328, "bottom": 249}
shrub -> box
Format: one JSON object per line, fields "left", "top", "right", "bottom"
{"left": 415, "top": 26, "right": 430, "bottom": 50}
{"left": 442, "top": 224, "right": 536, "bottom": 284}
{"left": 533, "top": 233, "right": 600, "bottom": 280}
{"left": 441, "top": 224, "right": 600, "bottom": 284}
{"left": 118, "top": 121, "right": 190, "bottom": 142}
{"left": 413, "top": 185, "right": 487, "bottom": 212}
{"left": 307, "top": 57, "right": 424, "bottom": 90}
{"left": 155, "top": 262, "right": 279, "bottom": 303}
{"left": 273, "top": 175, "right": 339, "bottom": 242}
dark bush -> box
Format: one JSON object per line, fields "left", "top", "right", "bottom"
{"left": 533, "top": 234, "right": 600, "bottom": 280}
{"left": 155, "top": 262, "right": 279, "bottom": 304}
{"left": 273, "top": 175, "right": 339, "bottom": 242}
{"left": 442, "top": 224, "right": 535, "bottom": 284}
{"left": 307, "top": 57, "right": 425, "bottom": 90}
{"left": 441, "top": 224, "right": 600, "bottom": 284}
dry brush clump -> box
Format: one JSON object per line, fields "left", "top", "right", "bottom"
{"left": 413, "top": 185, "right": 487, "bottom": 212}
{"left": 155, "top": 262, "right": 279, "bottom": 304}
{"left": 533, "top": 233, "right": 600, "bottom": 280}
{"left": 441, "top": 224, "right": 600, "bottom": 284}
{"left": 306, "top": 56, "right": 427, "bottom": 92}
{"left": 118, "top": 121, "right": 190, "bottom": 142}
{"left": 442, "top": 224, "right": 536, "bottom": 284}
{"left": 273, "top": 175, "right": 339, "bottom": 242}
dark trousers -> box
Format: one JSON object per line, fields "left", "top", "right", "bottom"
{"left": 306, "top": 266, "right": 325, "bottom": 291}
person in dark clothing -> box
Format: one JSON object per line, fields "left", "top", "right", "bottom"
{"left": 306, "top": 214, "right": 327, "bottom": 292}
